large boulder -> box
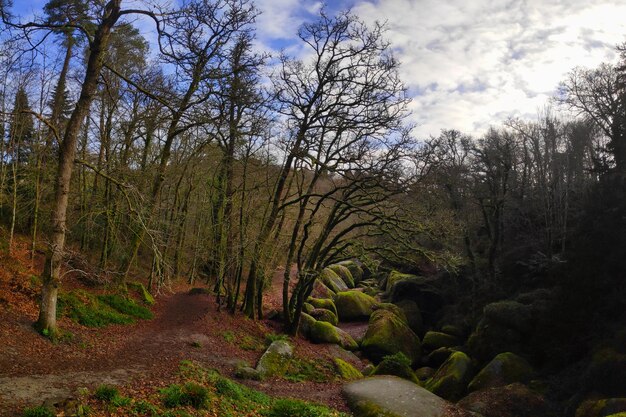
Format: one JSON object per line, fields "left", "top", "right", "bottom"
{"left": 308, "top": 297, "right": 338, "bottom": 317}
{"left": 395, "top": 299, "right": 423, "bottom": 335}
{"left": 425, "top": 351, "right": 474, "bottom": 402}
{"left": 309, "top": 307, "right": 339, "bottom": 326}
{"left": 468, "top": 352, "right": 535, "bottom": 392}
{"left": 298, "top": 312, "right": 316, "bottom": 338}
{"left": 426, "top": 347, "right": 456, "bottom": 369}
{"left": 256, "top": 340, "right": 293, "bottom": 378}
{"left": 320, "top": 268, "right": 349, "bottom": 294}
{"left": 361, "top": 309, "right": 421, "bottom": 365}
{"left": 334, "top": 358, "right": 363, "bottom": 380}
{"left": 385, "top": 270, "right": 418, "bottom": 292}
{"left": 343, "top": 376, "right": 472, "bottom": 417}
{"left": 328, "top": 264, "right": 355, "bottom": 288}
{"left": 467, "top": 301, "right": 534, "bottom": 364}
{"left": 458, "top": 383, "right": 553, "bottom": 417}
{"left": 309, "top": 320, "right": 358, "bottom": 350}
{"left": 385, "top": 275, "right": 444, "bottom": 325}
{"left": 575, "top": 398, "right": 626, "bottom": 417}
{"left": 335, "top": 291, "right": 379, "bottom": 321}
{"left": 422, "top": 331, "right": 460, "bottom": 351}
{"left": 338, "top": 260, "right": 365, "bottom": 283}
{"left": 583, "top": 348, "right": 626, "bottom": 397}
{"left": 311, "top": 279, "right": 336, "bottom": 299}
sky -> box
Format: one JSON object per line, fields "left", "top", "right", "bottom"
{"left": 10, "top": 0, "right": 626, "bottom": 139}
{"left": 253, "top": 0, "right": 626, "bottom": 138}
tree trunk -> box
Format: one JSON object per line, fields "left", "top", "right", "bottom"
{"left": 36, "top": 0, "right": 122, "bottom": 339}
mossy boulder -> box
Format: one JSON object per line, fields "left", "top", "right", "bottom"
{"left": 385, "top": 270, "right": 418, "bottom": 292}
{"left": 373, "top": 303, "right": 407, "bottom": 323}
{"left": 320, "top": 268, "right": 349, "bottom": 294}
{"left": 328, "top": 264, "right": 355, "bottom": 288}
{"left": 422, "top": 331, "right": 460, "bottom": 351}
{"left": 468, "top": 352, "right": 535, "bottom": 392}
{"left": 256, "top": 340, "right": 293, "bottom": 378}
{"left": 311, "top": 279, "right": 336, "bottom": 299}
{"left": 361, "top": 309, "right": 421, "bottom": 365}
{"left": 309, "top": 320, "right": 358, "bottom": 350}
{"left": 584, "top": 348, "right": 626, "bottom": 396}
{"left": 426, "top": 347, "right": 456, "bottom": 369}
{"left": 308, "top": 297, "right": 338, "bottom": 317}
{"left": 425, "top": 351, "right": 473, "bottom": 401}
{"left": 309, "top": 308, "right": 339, "bottom": 326}
{"left": 441, "top": 324, "right": 465, "bottom": 339}
{"left": 458, "top": 383, "right": 552, "bottom": 417}
{"left": 483, "top": 301, "right": 533, "bottom": 334}
{"left": 303, "top": 302, "right": 314, "bottom": 314}
{"left": 385, "top": 276, "right": 444, "bottom": 326}
{"left": 127, "top": 282, "right": 155, "bottom": 305}
{"left": 338, "top": 260, "right": 365, "bottom": 283}
{"left": 575, "top": 398, "right": 626, "bottom": 417}
{"left": 415, "top": 367, "right": 435, "bottom": 381}
{"left": 395, "top": 300, "right": 423, "bottom": 335}
{"left": 298, "top": 312, "right": 316, "bottom": 338}
{"left": 373, "top": 352, "right": 420, "bottom": 384}
{"left": 335, "top": 291, "right": 379, "bottom": 321}
{"left": 334, "top": 358, "right": 363, "bottom": 380}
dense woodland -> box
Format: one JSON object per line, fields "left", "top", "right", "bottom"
{"left": 0, "top": 1, "right": 626, "bottom": 416}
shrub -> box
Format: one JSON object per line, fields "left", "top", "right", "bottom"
{"left": 94, "top": 385, "right": 120, "bottom": 402}
{"left": 22, "top": 406, "right": 55, "bottom": 417}
{"left": 161, "top": 383, "right": 210, "bottom": 409}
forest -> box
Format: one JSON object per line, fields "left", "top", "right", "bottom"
{"left": 0, "top": 1, "right": 625, "bottom": 416}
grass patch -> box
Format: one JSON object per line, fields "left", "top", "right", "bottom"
{"left": 283, "top": 356, "right": 334, "bottom": 382}
{"left": 263, "top": 398, "right": 347, "bottom": 417}
{"left": 57, "top": 290, "right": 153, "bottom": 328}
{"left": 94, "top": 384, "right": 130, "bottom": 406}
{"left": 161, "top": 383, "right": 211, "bottom": 409}
{"left": 22, "top": 406, "right": 55, "bottom": 417}
{"left": 265, "top": 332, "right": 289, "bottom": 346}
{"left": 221, "top": 330, "right": 265, "bottom": 351}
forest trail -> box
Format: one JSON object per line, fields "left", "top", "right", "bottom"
{"left": 0, "top": 289, "right": 350, "bottom": 416}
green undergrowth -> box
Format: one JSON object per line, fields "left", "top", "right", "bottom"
{"left": 22, "top": 406, "right": 55, "bottom": 417}
{"left": 62, "top": 360, "right": 347, "bottom": 417}
{"left": 57, "top": 289, "right": 153, "bottom": 327}
{"left": 221, "top": 330, "right": 265, "bottom": 351}
{"left": 282, "top": 355, "right": 335, "bottom": 382}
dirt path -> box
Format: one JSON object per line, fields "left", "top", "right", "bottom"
{"left": 0, "top": 289, "right": 352, "bottom": 416}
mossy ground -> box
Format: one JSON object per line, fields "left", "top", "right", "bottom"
{"left": 37, "top": 361, "right": 347, "bottom": 417}
{"left": 57, "top": 290, "right": 153, "bottom": 327}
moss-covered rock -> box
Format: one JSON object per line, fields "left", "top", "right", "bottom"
{"left": 308, "top": 297, "right": 338, "bottom": 317}
{"left": 311, "top": 279, "right": 336, "bottom": 299}
{"left": 468, "top": 309, "right": 527, "bottom": 364}
{"left": 256, "top": 340, "right": 293, "bottom": 378}
{"left": 426, "top": 347, "right": 456, "bottom": 369}
{"left": 334, "top": 358, "right": 363, "bottom": 380}
{"left": 303, "top": 302, "right": 315, "bottom": 314}
{"left": 338, "top": 260, "right": 365, "bottom": 283}
{"left": 584, "top": 348, "right": 626, "bottom": 397}
{"left": 309, "top": 308, "right": 339, "bottom": 326}
{"left": 373, "top": 303, "right": 408, "bottom": 324}
{"left": 335, "top": 291, "right": 379, "bottom": 321}
{"left": 458, "top": 383, "right": 553, "bottom": 417}
{"left": 298, "top": 312, "right": 316, "bottom": 339}
{"left": 309, "top": 320, "right": 358, "bottom": 350}
{"left": 415, "top": 367, "right": 435, "bottom": 381}
{"left": 441, "top": 324, "right": 465, "bottom": 338}
{"left": 328, "top": 264, "right": 355, "bottom": 288}
{"left": 395, "top": 300, "right": 423, "bottom": 335}
{"left": 361, "top": 309, "right": 421, "bottom": 365}
{"left": 373, "top": 352, "right": 420, "bottom": 384}
{"left": 127, "top": 282, "right": 155, "bottom": 305}
{"left": 422, "top": 331, "right": 460, "bottom": 351}
{"left": 483, "top": 301, "right": 533, "bottom": 334}
{"left": 320, "top": 268, "right": 349, "bottom": 294}
{"left": 385, "top": 271, "right": 418, "bottom": 292}
{"left": 575, "top": 398, "right": 626, "bottom": 417}
{"left": 468, "top": 352, "right": 535, "bottom": 392}
{"left": 425, "top": 351, "right": 473, "bottom": 401}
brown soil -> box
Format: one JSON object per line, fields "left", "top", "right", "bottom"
{"left": 0, "top": 240, "right": 359, "bottom": 416}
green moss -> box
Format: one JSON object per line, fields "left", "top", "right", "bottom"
{"left": 22, "top": 406, "right": 55, "bottom": 417}
{"left": 309, "top": 321, "right": 358, "bottom": 350}
{"left": 468, "top": 352, "right": 534, "bottom": 392}
{"left": 303, "top": 302, "right": 315, "bottom": 314}
{"left": 425, "top": 351, "right": 473, "bottom": 401}
{"left": 373, "top": 352, "right": 420, "bottom": 384}
{"left": 308, "top": 298, "right": 338, "bottom": 317}
{"left": 361, "top": 309, "right": 421, "bottom": 365}
{"left": 334, "top": 358, "right": 363, "bottom": 380}
{"left": 606, "top": 413, "right": 626, "bottom": 417}
{"left": 385, "top": 271, "right": 417, "bottom": 292}
{"left": 298, "top": 312, "right": 316, "bottom": 338}
{"left": 58, "top": 290, "right": 153, "bottom": 328}
{"left": 127, "top": 281, "right": 155, "bottom": 305}
{"left": 310, "top": 308, "right": 339, "bottom": 326}
{"left": 97, "top": 294, "right": 153, "bottom": 320}
{"left": 374, "top": 303, "right": 407, "bottom": 323}
{"left": 347, "top": 399, "right": 402, "bottom": 417}
{"left": 422, "top": 331, "right": 459, "bottom": 351}
{"left": 338, "top": 261, "right": 365, "bottom": 283}
{"left": 328, "top": 264, "right": 355, "bottom": 288}
{"left": 320, "top": 268, "right": 349, "bottom": 293}
{"left": 334, "top": 291, "right": 378, "bottom": 321}
{"left": 311, "top": 279, "right": 336, "bottom": 299}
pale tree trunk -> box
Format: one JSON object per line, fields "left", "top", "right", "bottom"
{"left": 36, "top": 0, "right": 122, "bottom": 339}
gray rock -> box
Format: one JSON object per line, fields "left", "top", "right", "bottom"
{"left": 343, "top": 376, "right": 470, "bottom": 417}
{"left": 256, "top": 340, "right": 293, "bottom": 377}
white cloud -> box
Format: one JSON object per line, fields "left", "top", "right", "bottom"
{"left": 352, "top": 0, "right": 626, "bottom": 138}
